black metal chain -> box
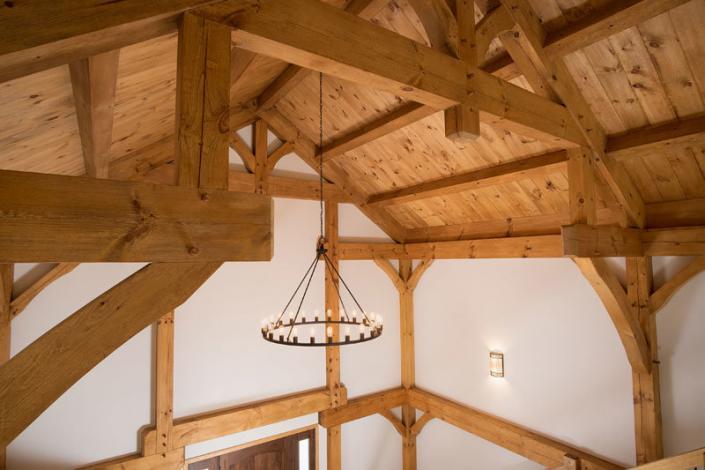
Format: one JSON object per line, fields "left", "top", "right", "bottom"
{"left": 319, "top": 72, "right": 324, "bottom": 239}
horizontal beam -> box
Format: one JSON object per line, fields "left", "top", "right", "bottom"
{"left": 629, "top": 447, "right": 704, "bottom": 469}
{"left": 0, "top": 262, "right": 220, "bottom": 448}
{"left": 143, "top": 387, "right": 332, "bottom": 450}
{"left": 367, "top": 150, "right": 567, "bottom": 207}
{"left": 82, "top": 448, "right": 184, "bottom": 470}
{"left": 0, "top": 0, "right": 216, "bottom": 83}
{"left": 338, "top": 235, "right": 563, "bottom": 259}
{"left": 318, "top": 387, "right": 407, "bottom": 428}
{"left": 408, "top": 387, "right": 623, "bottom": 470}
{"left": 642, "top": 227, "right": 705, "bottom": 256}
{"left": 228, "top": 170, "right": 352, "bottom": 202}
{"left": 562, "top": 225, "right": 642, "bottom": 257}
{"left": 607, "top": 114, "right": 705, "bottom": 160}
{"left": 0, "top": 170, "right": 272, "bottom": 263}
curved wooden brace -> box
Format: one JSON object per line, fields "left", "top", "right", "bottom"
{"left": 650, "top": 257, "right": 705, "bottom": 314}
{"left": 9, "top": 263, "right": 79, "bottom": 319}
{"left": 407, "top": 259, "right": 434, "bottom": 291}
{"left": 374, "top": 259, "right": 406, "bottom": 292}
{"left": 406, "top": 0, "right": 459, "bottom": 57}
{"left": 379, "top": 409, "right": 406, "bottom": 436}
{"left": 410, "top": 412, "right": 435, "bottom": 436}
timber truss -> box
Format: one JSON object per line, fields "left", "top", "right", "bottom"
{"left": 1, "top": 0, "right": 705, "bottom": 469}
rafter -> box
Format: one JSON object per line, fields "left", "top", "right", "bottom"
{"left": 318, "top": 387, "right": 407, "bottom": 428}
{"left": 367, "top": 150, "right": 567, "bottom": 208}
{"left": 0, "top": 262, "right": 221, "bottom": 449}
{"left": 573, "top": 258, "right": 650, "bottom": 374}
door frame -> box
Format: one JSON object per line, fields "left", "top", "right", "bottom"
{"left": 186, "top": 424, "right": 319, "bottom": 469}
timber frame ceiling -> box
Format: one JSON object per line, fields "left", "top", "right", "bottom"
{"left": 1, "top": 1, "right": 705, "bottom": 469}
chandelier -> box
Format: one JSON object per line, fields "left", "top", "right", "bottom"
{"left": 260, "top": 73, "right": 383, "bottom": 347}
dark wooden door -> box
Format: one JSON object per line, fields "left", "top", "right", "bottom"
{"left": 189, "top": 429, "right": 315, "bottom": 470}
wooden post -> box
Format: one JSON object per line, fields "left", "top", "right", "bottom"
{"left": 254, "top": 119, "right": 269, "bottom": 194}
{"left": 0, "top": 264, "right": 11, "bottom": 470}
{"left": 399, "top": 259, "right": 417, "bottom": 470}
{"left": 325, "top": 201, "right": 343, "bottom": 470}
{"left": 68, "top": 50, "right": 120, "bottom": 179}
{"left": 149, "top": 311, "right": 175, "bottom": 456}
{"left": 628, "top": 257, "right": 663, "bottom": 464}
{"left": 445, "top": 0, "right": 480, "bottom": 142}
{"left": 567, "top": 147, "right": 596, "bottom": 226}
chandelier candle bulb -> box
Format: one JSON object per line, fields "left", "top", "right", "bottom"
{"left": 310, "top": 328, "right": 315, "bottom": 344}
{"left": 345, "top": 326, "right": 351, "bottom": 342}
{"left": 327, "top": 309, "right": 332, "bottom": 320}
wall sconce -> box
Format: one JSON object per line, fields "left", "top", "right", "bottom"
{"left": 489, "top": 351, "right": 504, "bottom": 378}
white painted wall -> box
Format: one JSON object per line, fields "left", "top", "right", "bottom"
{"left": 5, "top": 149, "right": 705, "bottom": 468}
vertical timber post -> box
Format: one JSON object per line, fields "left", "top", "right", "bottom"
{"left": 325, "top": 201, "right": 344, "bottom": 470}
{"left": 628, "top": 257, "right": 663, "bottom": 464}
{"left": 399, "top": 260, "right": 416, "bottom": 470}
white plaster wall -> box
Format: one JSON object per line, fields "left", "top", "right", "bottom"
{"left": 5, "top": 176, "right": 705, "bottom": 469}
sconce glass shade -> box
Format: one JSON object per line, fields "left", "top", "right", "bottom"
{"left": 489, "top": 351, "right": 504, "bottom": 378}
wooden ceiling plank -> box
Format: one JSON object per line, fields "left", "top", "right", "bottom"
{"left": 367, "top": 150, "right": 568, "bottom": 207}
{"left": 0, "top": 170, "right": 273, "bottom": 263}
{"left": 650, "top": 257, "right": 705, "bottom": 314}
{"left": 0, "top": 261, "right": 221, "bottom": 449}
{"left": 68, "top": 50, "right": 121, "bottom": 179}
{"left": 573, "top": 258, "right": 651, "bottom": 374}
{"left": 408, "top": 387, "right": 623, "bottom": 470}
{"left": 500, "top": 0, "right": 645, "bottom": 228}
{"left": 338, "top": 235, "right": 563, "bottom": 259}
{"left": 9, "top": 263, "right": 80, "bottom": 319}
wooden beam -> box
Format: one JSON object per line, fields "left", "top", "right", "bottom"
{"left": 69, "top": 50, "right": 121, "bottom": 179}
{"left": 142, "top": 388, "right": 331, "bottom": 450}
{"left": 319, "top": 387, "right": 407, "bottom": 428}
{"left": 0, "top": 265, "right": 11, "bottom": 470}
{"left": 367, "top": 150, "right": 567, "bottom": 208}
{"left": 254, "top": 119, "right": 269, "bottom": 194}
{"left": 407, "top": 0, "right": 459, "bottom": 56}
{"left": 406, "top": 259, "right": 434, "bottom": 292}
{"left": 476, "top": 4, "right": 515, "bottom": 61}
{"left": 9, "top": 263, "right": 79, "bottom": 319}
{"left": 0, "top": 262, "right": 221, "bottom": 448}
{"left": 500, "top": 0, "right": 645, "bottom": 228}
{"left": 650, "top": 257, "right": 705, "bottom": 314}
{"left": 379, "top": 409, "right": 406, "bottom": 436}
{"left": 0, "top": 170, "right": 272, "bottom": 263}
{"left": 567, "top": 147, "right": 596, "bottom": 225}
{"left": 642, "top": 227, "right": 705, "bottom": 256}
{"left": 149, "top": 312, "right": 175, "bottom": 456}
{"left": 322, "top": 103, "right": 436, "bottom": 161}
{"left": 176, "top": 12, "right": 231, "bottom": 190}
{"left": 260, "top": 108, "right": 408, "bottom": 242}
{"left": 543, "top": 0, "right": 691, "bottom": 60}
{"left": 408, "top": 387, "right": 624, "bottom": 470}
{"left": 325, "top": 201, "right": 343, "bottom": 470}
{"left": 629, "top": 447, "right": 705, "bottom": 470}
{"left": 562, "top": 225, "right": 642, "bottom": 258}
{"left": 374, "top": 260, "right": 406, "bottom": 293}
{"left": 409, "top": 412, "right": 435, "bottom": 437}
{"left": 230, "top": 132, "right": 256, "bottom": 172}
{"left": 646, "top": 198, "right": 705, "bottom": 229}
{"left": 0, "top": 1, "right": 215, "bottom": 84}
{"left": 573, "top": 258, "right": 651, "bottom": 373}
{"left": 339, "top": 235, "right": 563, "bottom": 260}
{"left": 444, "top": 0, "right": 481, "bottom": 142}
{"left": 627, "top": 258, "right": 662, "bottom": 464}
{"left": 82, "top": 448, "right": 185, "bottom": 470}
{"left": 399, "top": 260, "right": 416, "bottom": 470}
{"left": 228, "top": 170, "right": 351, "bottom": 202}
{"left": 607, "top": 115, "right": 705, "bottom": 161}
